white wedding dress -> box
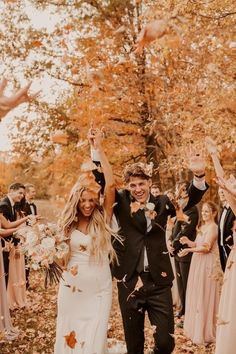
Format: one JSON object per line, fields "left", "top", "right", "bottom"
{"left": 54, "top": 229, "right": 112, "bottom": 354}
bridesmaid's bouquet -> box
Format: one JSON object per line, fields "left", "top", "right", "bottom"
{"left": 16, "top": 223, "right": 69, "bottom": 287}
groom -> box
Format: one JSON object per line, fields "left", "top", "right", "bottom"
{"left": 91, "top": 136, "right": 208, "bottom": 354}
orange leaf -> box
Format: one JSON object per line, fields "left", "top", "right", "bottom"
{"left": 70, "top": 264, "right": 78, "bottom": 276}
{"left": 64, "top": 330, "right": 77, "bottom": 349}
{"left": 227, "top": 260, "right": 234, "bottom": 270}
{"left": 51, "top": 130, "right": 68, "bottom": 145}
{"left": 30, "top": 40, "right": 43, "bottom": 48}
{"left": 130, "top": 201, "right": 142, "bottom": 214}
{"left": 78, "top": 245, "right": 87, "bottom": 252}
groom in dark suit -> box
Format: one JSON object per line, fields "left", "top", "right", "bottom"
{"left": 0, "top": 182, "right": 25, "bottom": 286}
{"left": 91, "top": 137, "right": 208, "bottom": 354}
{"left": 218, "top": 188, "right": 235, "bottom": 271}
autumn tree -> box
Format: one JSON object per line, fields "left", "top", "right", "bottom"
{"left": 1, "top": 0, "right": 235, "bottom": 197}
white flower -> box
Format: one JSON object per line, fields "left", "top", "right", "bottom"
{"left": 32, "top": 263, "right": 40, "bottom": 271}
{"left": 56, "top": 242, "right": 69, "bottom": 259}
{"left": 146, "top": 202, "right": 155, "bottom": 210}
{"left": 25, "top": 232, "right": 38, "bottom": 246}
{"left": 41, "top": 237, "right": 55, "bottom": 250}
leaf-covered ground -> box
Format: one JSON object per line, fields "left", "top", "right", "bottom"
{"left": 0, "top": 271, "right": 215, "bottom": 354}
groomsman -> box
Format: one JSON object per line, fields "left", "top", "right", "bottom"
{"left": 0, "top": 182, "right": 25, "bottom": 286}
{"left": 23, "top": 183, "right": 37, "bottom": 216}
{"left": 90, "top": 132, "right": 208, "bottom": 354}
{"left": 22, "top": 183, "right": 38, "bottom": 288}
{"left": 218, "top": 188, "right": 235, "bottom": 271}
{"left": 168, "top": 181, "right": 199, "bottom": 318}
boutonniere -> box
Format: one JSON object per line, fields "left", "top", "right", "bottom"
{"left": 130, "top": 201, "right": 157, "bottom": 220}
{"left": 144, "top": 202, "right": 157, "bottom": 220}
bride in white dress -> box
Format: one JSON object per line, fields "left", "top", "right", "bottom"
{"left": 54, "top": 129, "right": 120, "bottom": 354}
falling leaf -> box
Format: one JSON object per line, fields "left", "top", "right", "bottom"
{"left": 78, "top": 245, "right": 87, "bottom": 252}
{"left": 70, "top": 264, "right": 79, "bottom": 276}
{"left": 30, "top": 40, "right": 43, "bottom": 48}
{"left": 217, "top": 319, "right": 230, "bottom": 326}
{"left": 227, "top": 260, "right": 234, "bottom": 270}
{"left": 130, "top": 201, "right": 142, "bottom": 214}
{"left": 134, "top": 19, "right": 168, "bottom": 54}
{"left": 134, "top": 276, "right": 143, "bottom": 291}
{"left": 161, "top": 272, "right": 167, "bottom": 277}
{"left": 64, "top": 330, "right": 77, "bottom": 349}
{"left": 51, "top": 130, "right": 68, "bottom": 145}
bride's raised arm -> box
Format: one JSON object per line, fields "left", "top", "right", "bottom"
{"left": 88, "top": 128, "right": 115, "bottom": 222}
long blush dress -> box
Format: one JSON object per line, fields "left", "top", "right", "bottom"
{"left": 215, "top": 231, "right": 236, "bottom": 354}
{"left": 7, "top": 245, "right": 27, "bottom": 310}
{"left": 0, "top": 242, "right": 18, "bottom": 340}
{"left": 54, "top": 229, "right": 112, "bottom": 354}
{"left": 184, "top": 228, "right": 220, "bottom": 345}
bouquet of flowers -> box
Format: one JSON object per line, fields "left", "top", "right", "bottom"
{"left": 16, "top": 223, "right": 69, "bottom": 287}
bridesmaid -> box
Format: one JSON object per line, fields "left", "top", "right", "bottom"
{"left": 7, "top": 203, "right": 28, "bottom": 310}
{"left": 178, "top": 202, "right": 220, "bottom": 345}
{"left": 0, "top": 222, "right": 19, "bottom": 340}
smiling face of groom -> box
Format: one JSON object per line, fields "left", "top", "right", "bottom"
{"left": 127, "top": 176, "right": 152, "bottom": 204}
{"left": 8, "top": 183, "right": 25, "bottom": 203}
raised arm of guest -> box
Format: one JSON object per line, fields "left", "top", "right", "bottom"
{"left": 184, "top": 149, "right": 209, "bottom": 209}
{"left": 0, "top": 78, "right": 39, "bottom": 120}
{"left": 0, "top": 213, "right": 28, "bottom": 229}
{"left": 206, "top": 137, "right": 236, "bottom": 215}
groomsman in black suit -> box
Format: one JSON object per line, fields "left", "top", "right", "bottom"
{"left": 90, "top": 133, "right": 208, "bottom": 354}
{"left": 23, "top": 183, "right": 37, "bottom": 216}
{"left": 167, "top": 181, "right": 199, "bottom": 318}
{"left": 0, "top": 182, "right": 25, "bottom": 286}
{"left": 218, "top": 187, "right": 235, "bottom": 271}
{"left": 22, "top": 183, "right": 37, "bottom": 288}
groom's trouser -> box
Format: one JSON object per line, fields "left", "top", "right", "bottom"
{"left": 174, "top": 259, "right": 191, "bottom": 316}
{"left": 117, "top": 272, "right": 175, "bottom": 354}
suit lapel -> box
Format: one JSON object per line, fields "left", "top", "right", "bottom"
{"left": 131, "top": 207, "right": 147, "bottom": 234}
{"left": 5, "top": 197, "right": 15, "bottom": 220}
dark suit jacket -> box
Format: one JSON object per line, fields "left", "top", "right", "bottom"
{"left": 111, "top": 185, "right": 207, "bottom": 285}
{"left": 170, "top": 205, "right": 199, "bottom": 262}
{"left": 218, "top": 207, "right": 235, "bottom": 268}
{"left": 22, "top": 201, "right": 37, "bottom": 216}
{"left": 0, "top": 196, "right": 17, "bottom": 246}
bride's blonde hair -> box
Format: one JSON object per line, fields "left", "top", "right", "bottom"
{"left": 58, "top": 174, "right": 120, "bottom": 267}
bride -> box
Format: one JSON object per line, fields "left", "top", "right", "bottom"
{"left": 54, "top": 129, "right": 121, "bottom": 354}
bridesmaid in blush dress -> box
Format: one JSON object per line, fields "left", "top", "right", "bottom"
{"left": 54, "top": 129, "right": 121, "bottom": 354}
{"left": 178, "top": 201, "right": 220, "bottom": 345}
{"left": 215, "top": 224, "right": 236, "bottom": 354}
{"left": 0, "top": 220, "right": 20, "bottom": 341}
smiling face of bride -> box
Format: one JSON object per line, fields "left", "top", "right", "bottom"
{"left": 77, "top": 190, "right": 98, "bottom": 218}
